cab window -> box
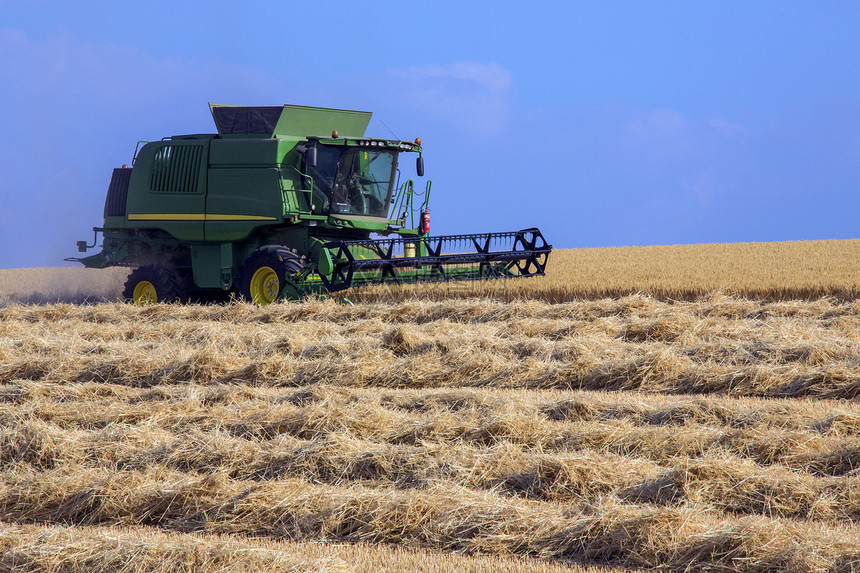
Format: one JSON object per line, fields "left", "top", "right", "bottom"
{"left": 331, "top": 149, "right": 395, "bottom": 217}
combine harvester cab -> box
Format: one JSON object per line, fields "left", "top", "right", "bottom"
{"left": 69, "top": 104, "right": 552, "bottom": 303}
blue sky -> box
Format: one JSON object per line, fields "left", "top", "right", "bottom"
{"left": 1, "top": 1, "right": 858, "bottom": 268}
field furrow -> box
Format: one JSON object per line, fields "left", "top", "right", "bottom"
{"left": 1, "top": 467, "right": 859, "bottom": 572}
{"left": 2, "top": 289, "right": 860, "bottom": 571}
{"left": 1, "top": 296, "right": 859, "bottom": 398}
{"left": 2, "top": 414, "right": 859, "bottom": 523}
{"left": 0, "top": 521, "right": 608, "bottom": 573}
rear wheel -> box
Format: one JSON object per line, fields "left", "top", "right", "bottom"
{"left": 240, "top": 246, "right": 303, "bottom": 305}
{"left": 123, "top": 265, "right": 186, "bottom": 304}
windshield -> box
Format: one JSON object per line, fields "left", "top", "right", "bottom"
{"left": 307, "top": 146, "right": 397, "bottom": 218}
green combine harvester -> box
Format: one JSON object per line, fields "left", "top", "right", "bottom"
{"left": 69, "top": 104, "right": 551, "bottom": 303}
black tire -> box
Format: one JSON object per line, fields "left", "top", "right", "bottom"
{"left": 239, "top": 246, "right": 304, "bottom": 305}
{"left": 123, "top": 265, "right": 186, "bottom": 304}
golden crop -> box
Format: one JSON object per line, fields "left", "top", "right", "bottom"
{"left": 350, "top": 239, "right": 860, "bottom": 303}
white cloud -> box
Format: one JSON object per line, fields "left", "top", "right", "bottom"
{"left": 622, "top": 108, "right": 748, "bottom": 166}
{"left": 626, "top": 108, "right": 688, "bottom": 139}
{"left": 397, "top": 61, "right": 513, "bottom": 92}
{"left": 680, "top": 170, "right": 717, "bottom": 204}
{"left": 621, "top": 108, "right": 693, "bottom": 164}
{"left": 706, "top": 117, "right": 747, "bottom": 139}
{"left": 390, "top": 61, "right": 514, "bottom": 137}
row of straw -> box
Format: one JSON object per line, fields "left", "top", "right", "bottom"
{"left": 2, "top": 295, "right": 858, "bottom": 398}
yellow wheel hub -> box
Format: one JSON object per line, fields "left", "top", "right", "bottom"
{"left": 132, "top": 281, "right": 157, "bottom": 305}
{"left": 249, "top": 266, "right": 280, "bottom": 305}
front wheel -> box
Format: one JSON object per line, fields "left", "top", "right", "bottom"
{"left": 123, "top": 265, "right": 186, "bottom": 304}
{"left": 239, "top": 246, "right": 303, "bottom": 305}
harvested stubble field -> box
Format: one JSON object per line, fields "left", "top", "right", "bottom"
{"left": 0, "top": 240, "right": 859, "bottom": 572}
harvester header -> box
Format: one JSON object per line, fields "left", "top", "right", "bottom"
{"left": 70, "top": 103, "right": 551, "bottom": 304}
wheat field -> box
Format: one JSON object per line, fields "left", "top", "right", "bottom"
{"left": 2, "top": 238, "right": 858, "bottom": 305}
{"left": 1, "top": 240, "right": 859, "bottom": 572}
{"left": 349, "top": 238, "right": 860, "bottom": 303}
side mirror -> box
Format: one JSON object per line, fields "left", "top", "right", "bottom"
{"left": 305, "top": 146, "right": 318, "bottom": 167}
{"left": 416, "top": 155, "right": 424, "bottom": 177}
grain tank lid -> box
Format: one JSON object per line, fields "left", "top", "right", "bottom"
{"left": 209, "top": 103, "right": 372, "bottom": 137}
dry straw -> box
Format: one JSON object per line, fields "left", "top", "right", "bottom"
{"left": 1, "top": 242, "right": 860, "bottom": 571}
{"left": 2, "top": 295, "right": 858, "bottom": 398}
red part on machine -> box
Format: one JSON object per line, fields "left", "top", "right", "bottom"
{"left": 419, "top": 210, "right": 430, "bottom": 235}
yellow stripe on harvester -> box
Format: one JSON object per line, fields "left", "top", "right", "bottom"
{"left": 206, "top": 214, "right": 279, "bottom": 221}
{"left": 128, "top": 214, "right": 279, "bottom": 222}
